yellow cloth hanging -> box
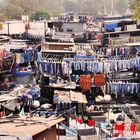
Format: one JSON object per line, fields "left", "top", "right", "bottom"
{"left": 16, "top": 53, "right": 21, "bottom": 64}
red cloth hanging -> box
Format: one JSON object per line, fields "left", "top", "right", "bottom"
{"left": 108, "top": 38, "right": 111, "bottom": 48}
{"left": 114, "top": 123, "right": 119, "bottom": 132}
{"left": 118, "top": 123, "right": 125, "bottom": 131}
{"left": 114, "top": 123, "right": 125, "bottom": 136}
{"left": 97, "top": 34, "right": 101, "bottom": 41}
{"left": 80, "top": 75, "right": 92, "bottom": 92}
{"left": 121, "top": 123, "right": 125, "bottom": 136}
{"left": 0, "top": 49, "right": 4, "bottom": 59}
{"left": 113, "top": 133, "right": 120, "bottom": 137}
{"left": 130, "top": 123, "right": 136, "bottom": 135}
{"left": 0, "top": 111, "right": 4, "bottom": 118}
{"left": 87, "top": 119, "right": 95, "bottom": 127}
{"left": 76, "top": 118, "right": 83, "bottom": 124}
{"left": 94, "top": 74, "right": 105, "bottom": 86}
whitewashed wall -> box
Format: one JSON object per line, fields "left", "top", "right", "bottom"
{"left": 0, "top": 21, "right": 47, "bottom": 36}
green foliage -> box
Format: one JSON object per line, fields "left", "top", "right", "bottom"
{"left": 3, "top": 2, "right": 24, "bottom": 19}
{"left": 0, "top": 0, "right": 63, "bottom": 20}
{"left": 49, "top": 11, "right": 60, "bottom": 17}
{"left": 0, "top": 0, "right": 135, "bottom": 20}
{"left": 30, "top": 11, "right": 50, "bottom": 21}
{"left": 0, "top": 12, "right": 7, "bottom": 21}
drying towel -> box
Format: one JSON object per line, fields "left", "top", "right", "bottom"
{"left": 16, "top": 53, "right": 21, "bottom": 64}
{"left": 80, "top": 75, "right": 92, "bottom": 92}
{"left": 76, "top": 118, "right": 83, "bottom": 124}
{"left": 94, "top": 74, "right": 105, "bottom": 86}
{"left": 130, "top": 123, "right": 136, "bottom": 135}
{"left": 114, "top": 123, "right": 125, "bottom": 136}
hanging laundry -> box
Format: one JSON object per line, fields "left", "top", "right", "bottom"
{"left": 94, "top": 74, "right": 105, "bottom": 86}
{"left": 19, "top": 107, "right": 25, "bottom": 116}
{"left": 87, "top": 119, "right": 95, "bottom": 127}
{"left": 76, "top": 117, "right": 83, "bottom": 124}
{"left": 11, "top": 48, "right": 33, "bottom": 64}
{"left": 136, "top": 57, "right": 140, "bottom": 70}
{"left": 24, "top": 50, "right": 29, "bottom": 63}
{"left": 80, "top": 75, "right": 92, "bottom": 92}
{"left": 106, "top": 47, "right": 131, "bottom": 56}
{"left": 62, "top": 62, "right": 69, "bottom": 75}
{"left": 0, "top": 49, "right": 4, "bottom": 59}
{"left": 36, "top": 51, "right": 42, "bottom": 63}
{"left": 106, "top": 83, "right": 140, "bottom": 96}
{"left": 56, "top": 63, "right": 62, "bottom": 76}
{"left": 130, "top": 122, "right": 136, "bottom": 135}
{"left": 100, "top": 121, "right": 108, "bottom": 129}
{"left": 16, "top": 53, "right": 21, "bottom": 64}
{"left": 114, "top": 123, "right": 125, "bottom": 136}
{"left": 20, "top": 53, "right": 25, "bottom": 63}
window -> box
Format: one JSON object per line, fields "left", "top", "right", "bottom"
{"left": 67, "top": 29, "right": 73, "bottom": 32}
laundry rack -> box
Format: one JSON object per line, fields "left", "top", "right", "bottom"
{"left": 41, "top": 50, "right": 76, "bottom": 61}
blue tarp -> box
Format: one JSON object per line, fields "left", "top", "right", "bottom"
{"left": 104, "top": 23, "right": 118, "bottom": 31}
{"left": 16, "top": 71, "right": 32, "bottom": 76}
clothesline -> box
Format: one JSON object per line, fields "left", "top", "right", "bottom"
{"left": 106, "top": 82, "right": 140, "bottom": 95}
{"left": 107, "top": 82, "right": 140, "bottom": 85}
{"left": 64, "top": 55, "right": 138, "bottom": 61}
{"left": 106, "top": 47, "right": 132, "bottom": 56}
{"left": 106, "top": 54, "right": 136, "bottom": 60}
{"left": 39, "top": 56, "right": 140, "bottom": 76}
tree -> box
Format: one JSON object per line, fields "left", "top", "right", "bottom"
{"left": 2, "top": 0, "right": 24, "bottom": 20}
{"left": 3, "top": 2, "right": 24, "bottom": 19}
{"left": 50, "top": 11, "right": 60, "bottom": 17}
{"left": 30, "top": 11, "right": 50, "bottom": 21}
{"left": 0, "top": 12, "right": 7, "bottom": 21}
{"left": 129, "top": 0, "right": 136, "bottom": 9}
{"left": 1, "top": 0, "right": 134, "bottom": 20}
{"left": 0, "top": 0, "right": 63, "bottom": 20}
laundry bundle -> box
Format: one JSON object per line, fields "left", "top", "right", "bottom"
{"left": 80, "top": 75, "right": 92, "bottom": 92}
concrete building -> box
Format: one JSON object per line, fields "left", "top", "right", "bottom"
{"left": 62, "top": 22, "right": 87, "bottom": 33}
